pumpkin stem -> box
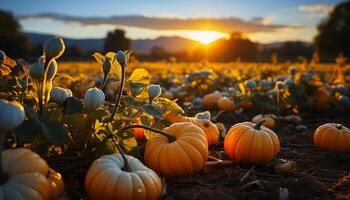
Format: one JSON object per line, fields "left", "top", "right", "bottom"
{"left": 0, "top": 133, "right": 9, "bottom": 185}
{"left": 115, "top": 142, "right": 132, "bottom": 172}
{"left": 116, "top": 125, "right": 176, "bottom": 142}
{"left": 335, "top": 123, "right": 343, "bottom": 130}
{"left": 109, "top": 65, "right": 126, "bottom": 122}
{"left": 254, "top": 120, "right": 266, "bottom": 130}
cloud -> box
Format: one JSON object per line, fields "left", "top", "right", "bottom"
{"left": 298, "top": 4, "right": 334, "bottom": 18}
{"left": 18, "top": 13, "right": 300, "bottom": 34}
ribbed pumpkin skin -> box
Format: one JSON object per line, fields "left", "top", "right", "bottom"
{"left": 224, "top": 122, "right": 280, "bottom": 164}
{"left": 165, "top": 113, "right": 219, "bottom": 146}
{"left": 47, "top": 169, "right": 64, "bottom": 200}
{"left": 186, "top": 118, "right": 219, "bottom": 146}
{"left": 252, "top": 114, "right": 276, "bottom": 129}
{"left": 312, "top": 88, "right": 330, "bottom": 111}
{"left": 144, "top": 122, "right": 209, "bottom": 177}
{"left": 0, "top": 148, "right": 50, "bottom": 200}
{"left": 85, "top": 154, "right": 162, "bottom": 200}
{"left": 313, "top": 123, "right": 350, "bottom": 151}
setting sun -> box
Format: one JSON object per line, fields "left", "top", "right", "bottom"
{"left": 187, "top": 30, "right": 228, "bottom": 44}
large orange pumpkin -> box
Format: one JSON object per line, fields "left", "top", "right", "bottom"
{"left": 144, "top": 122, "right": 209, "bottom": 177}
{"left": 252, "top": 114, "right": 276, "bottom": 129}
{"left": 165, "top": 112, "right": 219, "bottom": 146}
{"left": 224, "top": 122, "right": 280, "bottom": 164}
{"left": 202, "top": 92, "right": 222, "bottom": 109}
{"left": 312, "top": 88, "right": 331, "bottom": 111}
{"left": 0, "top": 148, "right": 51, "bottom": 200}
{"left": 85, "top": 154, "right": 162, "bottom": 200}
{"left": 313, "top": 123, "right": 350, "bottom": 151}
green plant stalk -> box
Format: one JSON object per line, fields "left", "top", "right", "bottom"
{"left": 115, "top": 142, "right": 131, "bottom": 172}
{"left": 99, "top": 73, "right": 108, "bottom": 90}
{"left": 109, "top": 66, "right": 126, "bottom": 122}
{"left": 0, "top": 133, "right": 7, "bottom": 184}
{"left": 276, "top": 90, "right": 281, "bottom": 116}
{"left": 116, "top": 124, "right": 176, "bottom": 142}
{"left": 39, "top": 57, "right": 53, "bottom": 118}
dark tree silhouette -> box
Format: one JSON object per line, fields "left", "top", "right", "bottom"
{"left": 103, "top": 29, "right": 130, "bottom": 53}
{"left": 208, "top": 32, "right": 258, "bottom": 61}
{"left": 0, "top": 10, "right": 31, "bottom": 58}
{"left": 314, "top": 1, "right": 350, "bottom": 57}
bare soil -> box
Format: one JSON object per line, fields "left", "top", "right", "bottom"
{"left": 50, "top": 111, "right": 350, "bottom": 200}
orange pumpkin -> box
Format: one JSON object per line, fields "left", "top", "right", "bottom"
{"left": 313, "top": 123, "right": 350, "bottom": 151}
{"left": 0, "top": 148, "right": 51, "bottom": 200}
{"left": 186, "top": 118, "right": 219, "bottom": 146}
{"left": 238, "top": 100, "right": 252, "bottom": 110}
{"left": 165, "top": 112, "right": 219, "bottom": 146}
{"left": 47, "top": 169, "right": 64, "bottom": 200}
{"left": 86, "top": 154, "right": 162, "bottom": 200}
{"left": 202, "top": 92, "right": 222, "bottom": 109}
{"left": 144, "top": 122, "right": 209, "bottom": 177}
{"left": 132, "top": 118, "right": 145, "bottom": 141}
{"left": 217, "top": 97, "right": 236, "bottom": 111}
{"left": 164, "top": 112, "right": 187, "bottom": 123}
{"left": 224, "top": 121, "right": 280, "bottom": 164}
{"left": 312, "top": 88, "right": 331, "bottom": 111}
{"left": 252, "top": 114, "right": 276, "bottom": 129}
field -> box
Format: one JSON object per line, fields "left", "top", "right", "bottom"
{"left": 58, "top": 60, "right": 350, "bottom": 200}
{"left": 0, "top": 45, "right": 350, "bottom": 200}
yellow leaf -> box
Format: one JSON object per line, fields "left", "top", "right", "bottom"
{"left": 128, "top": 68, "right": 151, "bottom": 84}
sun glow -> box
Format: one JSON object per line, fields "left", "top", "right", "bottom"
{"left": 187, "top": 30, "right": 228, "bottom": 44}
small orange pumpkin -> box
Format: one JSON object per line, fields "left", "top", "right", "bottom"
{"left": 47, "top": 169, "right": 65, "bottom": 200}
{"left": 165, "top": 112, "right": 219, "bottom": 146}
{"left": 312, "top": 88, "right": 331, "bottom": 111}
{"left": 132, "top": 118, "right": 145, "bottom": 141}
{"left": 217, "top": 97, "right": 236, "bottom": 111}
{"left": 202, "top": 92, "right": 222, "bottom": 109}
{"left": 144, "top": 122, "right": 209, "bottom": 177}
{"left": 313, "top": 123, "right": 350, "bottom": 151}
{"left": 238, "top": 99, "right": 252, "bottom": 110}
{"left": 252, "top": 114, "right": 276, "bottom": 129}
{"left": 224, "top": 121, "right": 280, "bottom": 164}
{"left": 186, "top": 118, "right": 219, "bottom": 146}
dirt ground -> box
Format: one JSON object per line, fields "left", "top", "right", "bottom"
{"left": 51, "top": 110, "right": 350, "bottom": 200}
{"left": 163, "top": 111, "right": 350, "bottom": 200}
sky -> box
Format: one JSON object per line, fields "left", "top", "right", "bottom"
{"left": 0, "top": 0, "right": 345, "bottom": 44}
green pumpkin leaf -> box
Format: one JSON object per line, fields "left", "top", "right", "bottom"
{"left": 123, "top": 96, "right": 147, "bottom": 107}
{"left": 41, "top": 113, "right": 67, "bottom": 144}
{"left": 14, "top": 119, "right": 41, "bottom": 141}
{"left": 154, "top": 97, "right": 184, "bottom": 114}
{"left": 63, "top": 113, "right": 89, "bottom": 129}
{"left": 142, "top": 105, "right": 164, "bottom": 119}
{"left": 91, "top": 108, "right": 110, "bottom": 121}
{"left": 63, "top": 97, "right": 84, "bottom": 115}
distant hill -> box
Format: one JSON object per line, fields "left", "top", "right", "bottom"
{"left": 25, "top": 32, "right": 313, "bottom": 55}
{"left": 25, "top": 32, "right": 201, "bottom": 53}
{"left": 261, "top": 41, "right": 312, "bottom": 50}
{"left": 27, "top": 32, "right": 104, "bottom": 51}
